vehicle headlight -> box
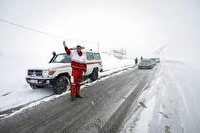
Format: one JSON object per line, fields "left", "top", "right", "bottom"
{"left": 42, "top": 70, "right": 56, "bottom": 77}
{"left": 43, "top": 70, "right": 49, "bottom": 77}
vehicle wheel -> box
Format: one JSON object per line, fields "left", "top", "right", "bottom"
{"left": 90, "top": 68, "right": 98, "bottom": 81}
{"left": 53, "top": 75, "right": 70, "bottom": 94}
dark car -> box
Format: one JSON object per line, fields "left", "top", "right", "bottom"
{"left": 138, "top": 59, "right": 154, "bottom": 69}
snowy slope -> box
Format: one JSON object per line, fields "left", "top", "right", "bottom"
{"left": 101, "top": 53, "right": 134, "bottom": 70}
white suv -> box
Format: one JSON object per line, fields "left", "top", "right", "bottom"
{"left": 26, "top": 50, "right": 103, "bottom": 94}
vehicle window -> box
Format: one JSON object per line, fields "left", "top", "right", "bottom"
{"left": 94, "top": 53, "right": 101, "bottom": 60}
{"left": 52, "top": 54, "right": 71, "bottom": 63}
{"left": 141, "top": 59, "right": 149, "bottom": 62}
{"left": 86, "top": 52, "right": 94, "bottom": 60}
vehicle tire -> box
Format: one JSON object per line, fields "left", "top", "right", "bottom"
{"left": 90, "top": 68, "right": 98, "bottom": 81}
{"left": 53, "top": 75, "right": 70, "bottom": 94}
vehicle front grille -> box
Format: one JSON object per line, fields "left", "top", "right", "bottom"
{"left": 28, "top": 70, "right": 42, "bottom": 77}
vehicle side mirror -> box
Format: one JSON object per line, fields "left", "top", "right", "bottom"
{"left": 52, "top": 52, "right": 56, "bottom": 56}
{"left": 49, "top": 52, "right": 56, "bottom": 63}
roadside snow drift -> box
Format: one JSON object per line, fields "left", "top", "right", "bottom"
{"left": 121, "top": 61, "right": 200, "bottom": 133}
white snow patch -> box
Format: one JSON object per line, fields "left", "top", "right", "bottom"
{"left": 122, "top": 75, "right": 162, "bottom": 133}
{"left": 101, "top": 53, "right": 134, "bottom": 71}
{"left": 134, "top": 96, "right": 156, "bottom": 133}
{"left": 3, "top": 90, "right": 70, "bottom": 118}
{"left": 132, "top": 62, "right": 200, "bottom": 133}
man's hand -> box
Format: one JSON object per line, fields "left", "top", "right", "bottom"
{"left": 63, "top": 41, "right": 66, "bottom": 47}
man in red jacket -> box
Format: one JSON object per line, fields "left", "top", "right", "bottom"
{"left": 63, "top": 41, "right": 87, "bottom": 101}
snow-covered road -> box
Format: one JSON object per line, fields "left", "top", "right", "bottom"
{"left": 0, "top": 52, "right": 134, "bottom": 116}
{"left": 120, "top": 61, "right": 200, "bottom": 133}
{"left": 1, "top": 60, "right": 199, "bottom": 133}
{"left": 0, "top": 62, "right": 157, "bottom": 133}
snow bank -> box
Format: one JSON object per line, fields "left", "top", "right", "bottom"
{"left": 129, "top": 61, "right": 200, "bottom": 133}
{"left": 121, "top": 69, "right": 163, "bottom": 133}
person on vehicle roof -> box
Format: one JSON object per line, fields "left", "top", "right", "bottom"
{"left": 63, "top": 41, "right": 87, "bottom": 101}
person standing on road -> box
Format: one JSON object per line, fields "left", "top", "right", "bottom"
{"left": 63, "top": 41, "right": 87, "bottom": 101}
{"left": 135, "top": 58, "right": 138, "bottom": 65}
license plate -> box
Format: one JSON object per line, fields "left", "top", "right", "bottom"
{"left": 29, "top": 79, "right": 38, "bottom": 84}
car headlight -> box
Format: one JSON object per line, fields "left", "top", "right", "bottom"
{"left": 43, "top": 70, "right": 49, "bottom": 77}
{"left": 42, "top": 70, "right": 56, "bottom": 77}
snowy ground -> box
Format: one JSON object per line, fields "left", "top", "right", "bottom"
{"left": 0, "top": 52, "right": 134, "bottom": 113}
{"left": 121, "top": 61, "right": 200, "bottom": 133}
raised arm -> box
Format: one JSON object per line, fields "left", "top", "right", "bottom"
{"left": 63, "top": 41, "right": 71, "bottom": 55}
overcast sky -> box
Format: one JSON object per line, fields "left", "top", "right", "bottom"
{"left": 0, "top": 0, "right": 200, "bottom": 66}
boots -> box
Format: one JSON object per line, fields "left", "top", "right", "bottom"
{"left": 70, "top": 96, "right": 75, "bottom": 101}
{"left": 70, "top": 95, "right": 83, "bottom": 101}
{"left": 75, "top": 95, "right": 83, "bottom": 98}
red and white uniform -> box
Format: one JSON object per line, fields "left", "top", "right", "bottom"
{"left": 64, "top": 46, "right": 87, "bottom": 97}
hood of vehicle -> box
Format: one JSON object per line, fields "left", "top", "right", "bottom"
{"left": 28, "top": 63, "right": 71, "bottom": 70}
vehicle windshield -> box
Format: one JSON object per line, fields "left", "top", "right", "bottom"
{"left": 51, "top": 53, "right": 71, "bottom": 63}
{"left": 141, "top": 59, "right": 151, "bottom": 63}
